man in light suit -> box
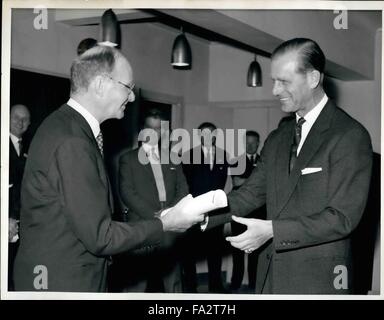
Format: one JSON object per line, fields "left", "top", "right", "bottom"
{"left": 118, "top": 108, "right": 188, "bottom": 292}
{"left": 13, "top": 45, "right": 204, "bottom": 292}
{"left": 8, "top": 104, "right": 30, "bottom": 290}
{"left": 207, "top": 38, "right": 373, "bottom": 294}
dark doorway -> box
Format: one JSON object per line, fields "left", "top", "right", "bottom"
{"left": 9, "top": 68, "right": 70, "bottom": 149}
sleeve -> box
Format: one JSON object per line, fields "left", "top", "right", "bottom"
{"left": 273, "top": 126, "right": 373, "bottom": 251}
{"left": 206, "top": 136, "right": 271, "bottom": 229}
{"left": 119, "top": 152, "right": 158, "bottom": 219}
{"left": 55, "top": 138, "right": 164, "bottom": 256}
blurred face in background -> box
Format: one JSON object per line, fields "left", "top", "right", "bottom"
{"left": 144, "top": 116, "right": 163, "bottom": 146}
{"left": 200, "top": 126, "right": 216, "bottom": 148}
{"left": 10, "top": 104, "right": 30, "bottom": 138}
{"left": 246, "top": 135, "right": 259, "bottom": 155}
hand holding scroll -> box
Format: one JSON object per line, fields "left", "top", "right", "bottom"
{"left": 160, "top": 190, "right": 228, "bottom": 233}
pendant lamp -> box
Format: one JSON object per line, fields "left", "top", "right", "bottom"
{"left": 171, "top": 27, "right": 192, "bottom": 67}
{"left": 247, "top": 55, "right": 262, "bottom": 87}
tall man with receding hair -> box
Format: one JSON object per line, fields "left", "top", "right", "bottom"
{"left": 14, "top": 46, "right": 204, "bottom": 292}
{"left": 206, "top": 38, "right": 373, "bottom": 294}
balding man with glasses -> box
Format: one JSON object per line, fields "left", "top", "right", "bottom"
{"left": 14, "top": 46, "right": 204, "bottom": 292}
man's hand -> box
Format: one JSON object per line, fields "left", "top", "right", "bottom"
{"left": 159, "top": 194, "right": 205, "bottom": 232}
{"left": 226, "top": 216, "right": 273, "bottom": 253}
{"left": 232, "top": 176, "right": 246, "bottom": 188}
{"left": 9, "top": 218, "right": 19, "bottom": 242}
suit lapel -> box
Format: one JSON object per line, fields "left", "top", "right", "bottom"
{"left": 10, "top": 138, "right": 19, "bottom": 159}
{"left": 136, "top": 147, "right": 159, "bottom": 192}
{"left": 273, "top": 121, "right": 294, "bottom": 217}
{"left": 62, "top": 104, "right": 115, "bottom": 211}
{"left": 274, "top": 100, "right": 336, "bottom": 217}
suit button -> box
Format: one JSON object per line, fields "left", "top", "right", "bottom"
{"left": 266, "top": 254, "right": 271, "bottom": 259}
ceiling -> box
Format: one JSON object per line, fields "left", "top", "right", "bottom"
{"left": 55, "top": 8, "right": 381, "bottom": 80}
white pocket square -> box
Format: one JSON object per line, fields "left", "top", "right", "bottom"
{"left": 301, "top": 167, "right": 322, "bottom": 175}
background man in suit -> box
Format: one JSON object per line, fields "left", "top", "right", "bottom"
{"left": 8, "top": 104, "right": 30, "bottom": 290}
{"left": 230, "top": 130, "right": 266, "bottom": 292}
{"left": 207, "top": 38, "right": 372, "bottom": 294}
{"left": 13, "top": 45, "right": 204, "bottom": 292}
{"left": 118, "top": 108, "right": 189, "bottom": 292}
{"left": 182, "top": 122, "right": 230, "bottom": 293}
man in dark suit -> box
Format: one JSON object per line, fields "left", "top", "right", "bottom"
{"left": 13, "top": 45, "right": 204, "bottom": 292}
{"left": 230, "top": 130, "right": 266, "bottom": 292}
{"left": 207, "top": 38, "right": 372, "bottom": 294}
{"left": 8, "top": 104, "right": 31, "bottom": 290}
{"left": 182, "top": 122, "right": 230, "bottom": 293}
{"left": 118, "top": 108, "right": 188, "bottom": 292}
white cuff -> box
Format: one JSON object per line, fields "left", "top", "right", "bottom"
{"left": 200, "top": 215, "right": 209, "bottom": 231}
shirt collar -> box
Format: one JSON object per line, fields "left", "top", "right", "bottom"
{"left": 67, "top": 98, "right": 100, "bottom": 138}
{"left": 142, "top": 142, "right": 158, "bottom": 153}
{"left": 296, "top": 94, "right": 328, "bottom": 125}
{"left": 202, "top": 145, "right": 213, "bottom": 154}
{"left": 10, "top": 133, "right": 21, "bottom": 144}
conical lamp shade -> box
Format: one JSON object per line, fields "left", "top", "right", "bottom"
{"left": 171, "top": 33, "right": 192, "bottom": 67}
{"left": 247, "top": 59, "right": 262, "bottom": 87}
{"left": 99, "top": 9, "right": 119, "bottom": 47}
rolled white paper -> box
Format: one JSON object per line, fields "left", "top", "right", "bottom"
{"left": 161, "top": 189, "right": 227, "bottom": 217}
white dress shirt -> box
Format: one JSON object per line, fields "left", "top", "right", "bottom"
{"left": 202, "top": 145, "right": 214, "bottom": 170}
{"left": 142, "top": 143, "right": 166, "bottom": 202}
{"left": 67, "top": 98, "right": 100, "bottom": 138}
{"left": 296, "top": 94, "right": 328, "bottom": 155}
{"left": 10, "top": 133, "right": 22, "bottom": 156}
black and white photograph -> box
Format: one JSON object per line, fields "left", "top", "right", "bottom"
{"left": 1, "top": 0, "right": 381, "bottom": 300}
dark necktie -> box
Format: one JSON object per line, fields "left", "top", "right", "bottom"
{"left": 96, "top": 132, "right": 104, "bottom": 157}
{"left": 289, "top": 117, "right": 305, "bottom": 173}
{"left": 251, "top": 154, "right": 255, "bottom": 164}
{"left": 18, "top": 139, "right": 23, "bottom": 157}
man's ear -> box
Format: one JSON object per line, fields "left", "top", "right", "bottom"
{"left": 308, "top": 70, "right": 321, "bottom": 89}
{"left": 91, "top": 75, "right": 106, "bottom": 98}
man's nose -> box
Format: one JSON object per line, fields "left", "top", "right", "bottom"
{"left": 128, "top": 91, "right": 135, "bottom": 102}
{"left": 272, "top": 81, "right": 282, "bottom": 96}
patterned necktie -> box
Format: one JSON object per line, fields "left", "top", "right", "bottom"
{"left": 289, "top": 117, "right": 305, "bottom": 173}
{"left": 96, "top": 132, "right": 104, "bottom": 157}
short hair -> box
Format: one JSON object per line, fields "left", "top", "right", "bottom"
{"left": 70, "top": 45, "right": 123, "bottom": 94}
{"left": 77, "top": 38, "right": 97, "bottom": 56}
{"left": 198, "top": 122, "right": 217, "bottom": 131}
{"left": 144, "top": 108, "right": 167, "bottom": 122}
{"left": 272, "top": 38, "right": 325, "bottom": 74}
{"left": 246, "top": 130, "right": 259, "bottom": 140}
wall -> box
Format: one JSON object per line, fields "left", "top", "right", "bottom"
{"left": 11, "top": 9, "right": 98, "bottom": 78}
{"left": 324, "top": 29, "right": 381, "bottom": 153}
{"left": 209, "top": 43, "right": 274, "bottom": 102}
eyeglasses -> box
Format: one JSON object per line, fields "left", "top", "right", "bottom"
{"left": 104, "top": 75, "right": 135, "bottom": 93}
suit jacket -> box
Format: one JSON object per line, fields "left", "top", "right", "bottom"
{"left": 208, "top": 100, "right": 373, "bottom": 294}
{"left": 14, "top": 104, "right": 164, "bottom": 292}
{"left": 232, "top": 153, "right": 260, "bottom": 188}
{"left": 118, "top": 147, "right": 189, "bottom": 292}
{"left": 182, "top": 146, "right": 229, "bottom": 197}
{"left": 119, "top": 147, "right": 189, "bottom": 221}
{"left": 9, "top": 138, "right": 27, "bottom": 220}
